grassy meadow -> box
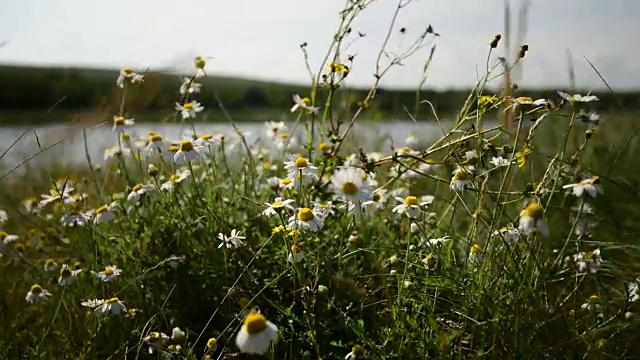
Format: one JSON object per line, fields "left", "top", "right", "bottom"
{"left": 2, "top": 2, "right": 640, "bottom": 360}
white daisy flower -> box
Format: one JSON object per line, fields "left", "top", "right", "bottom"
{"left": 22, "top": 198, "right": 41, "bottom": 214}
{"left": 392, "top": 195, "right": 429, "bottom": 218}
{"left": 174, "top": 140, "right": 201, "bottom": 164}
{"left": 345, "top": 344, "right": 365, "bottom": 360}
{"left": 58, "top": 264, "right": 82, "bottom": 286}
{"left": 288, "top": 208, "right": 324, "bottom": 232}
{"left": 362, "top": 188, "right": 389, "bottom": 212}
{"left": 287, "top": 244, "right": 304, "bottom": 264}
{"left": 43, "top": 258, "right": 58, "bottom": 272}
{"left": 490, "top": 156, "right": 512, "bottom": 167}
{"left": 423, "top": 236, "right": 451, "bottom": 247}
{"left": 112, "top": 115, "right": 135, "bottom": 131}
{"left": 573, "top": 249, "right": 603, "bottom": 273}
{"left": 175, "top": 101, "right": 204, "bottom": 119}
{"left": 580, "top": 295, "right": 602, "bottom": 313}
{"left": 562, "top": 176, "right": 603, "bottom": 198}
{"left": 179, "top": 77, "right": 202, "bottom": 95}
{"left": 274, "top": 132, "right": 296, "bottom": 150}
{"left": 558, "top": 91, "right": 599, "bottom": 103}
{"left": 284, "top": 154, "right": 317, "bottom": 176}
{"left": 116, "top": 67, "right": 143, "bottom": 88}
{"left": 518, "top": 201, "right": 549, "bottom": 236}
{"left": 405, "top": 134, "right": 418, "bottom": 147}
{"left": 161, "top": 170, "right": 192, "bottom": 192}
{"left": 578, "top": 110, "right": 602, "bottom": 126}
{"left": 493, "top": 225, "right": 521, "bottom": 243}
{"left": 127, "top": 184, "right": 156, "bottom": 202}
{"left": 39, "top": 187, "right": 74, "bottom": 207}
{"left": 331, "top": 167, "right": 371, "bottom": 204}
{"left": 145, "top": 133, "right": 167, "bottom": 155}
{"left": 450, "top": 166, "right": 474, "bottom": 193}
{"left": 468, "top": 244, "right": 484, "bottom": 264}
{"left": 81, "top": 299, "right": 105, "bottom": 309}
{"left": 312, "top": 201, "right": 335, "bottom": 219}
{"left": 96, "top": 265, "right": 123, "bottom": 282}
{"left": 0, "top": 231, "right": 19, "bottom": 247}
{"left": 26, "top": 284, "right": 52, "bottom": 303}
{"left": 217, "top": 229, "right": 246, "bottom": 249}
{"left": 235, "top": 312, "right": 279, "bottom": 354}
{"left": 143, "top": 331, "right": 171, "bottom": 354}
{"left": 0, "top": 210, "right": 7, "bottom": 224}
{"left": 262, "top": 197, "right": 295, "bottom": 217}
{"left": 511, "top": 96, "right": 547, "bottom": 106}
{"left": 61, "top": 212, "right": 90, "bottom": 227}
{"left": 194, "top": 133, "right": 217, "bottom": 147}
{"left": 395, "top": 146, "right": 420, "bottom": 156}
{"left": 279, "top": 177, "right": 295, "bottom": 190}
{"left": 94, "top": 205, "right": 117, "bottom": 224}
{"left": 95, "top": 297, "right": 127, "bottom": 315}
{"left": 290, "top": 94, "right": 319, "bottom": 114}
{"left": 165, "top": 254, "right": 186, "bottom": 269}
{"left": 265, "top": 121, "right": 287, "bottom": 138}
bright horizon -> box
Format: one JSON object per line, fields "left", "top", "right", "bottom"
{"left": 1, "top": 0, "right": 639, "bottom": 90}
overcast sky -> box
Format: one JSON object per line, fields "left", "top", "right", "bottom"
{"left": 0, "top": 0, "right": 638, "bottom": 90}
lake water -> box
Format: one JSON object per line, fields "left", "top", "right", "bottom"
{"left": 0, "top": 120, "right": 493, "bottom": 172}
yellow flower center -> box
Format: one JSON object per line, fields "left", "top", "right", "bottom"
{"left": 0, "top": 231, "right": 7, "bottom": 240}
{"left": 183, "top": 103, "right": 194, "bottom": 110}
{"left": 179, "top": 140, "right": 194, "bottom": 152}
{"left": 14, "top": 243, "right": 25, "bottom": 253}
{"left": 95, "top": 205, "right": 109, "bottom": 214}
{"left": 453, "top": 170, "right": 470, "bottom": 181}
{"left": 588, "top": 295, "right": 600, "bottom": 303}
{"left": 470, "top": 244, "right": 482, "bottom": 255}
{"left": 342, "top": 182, "right": 358, "bottom": 195}
{"left": 60, "top": 267, "right": 72, "bottom": 278}
{"left": 298, "top": 208, "right": 315, "bottom": 222}
{"left": 302, "top": 97, "right": 311, "bottom": 106}
{"left": 294, "top": 157, "right": 308, "bottom": 168}
{"left": 105, "top": 297, "right": 120, "bottom": 304}
{"left": 150, "top": 134, "right": 163, "bottom": 142}
{"left": 201, "top": 134, "right": 213, "bottom": 140}
{"left": 44, "top": 259, "right": 55, "bottom": 267}
{"left": 30, "top": 284, "right": 43, "bottom": 294}
{"left": 399, "top": 146, "right": 411, "bottom": 154}
{"left": 281, "top": 178, "right": 292, "bottom": 186}
{"left": 168, "top": 145, "right": 179, "bottom": 153}
{"left": 194, "top": 56, "right": 206, "bottom": 69}
{"left": 73, "top": 261, "right": 82, "bottom": 270}
{"left": 279, "top": 133, "right": 290, "bottom": 140}
{"left": 132, "top": 184, "right": 143, "bottom": 192}
{"left": 318, "top": 142, "right": 330, "bottom": 152}
{"left": 120, "top": 133, "right": 131, "bottom": 141}
{"left": 114, "top": 116, "right": 126, "bottom": 126}
{"left": 122, "top": 67, "right": 133, "bottom": 75}
{"left": 372, "top": 193, "right": 381, "bottom": 202}
{"left": 516, "top": 96, "right": 532, "bottom": 102}
{"left": 523, "top": 203, "right": 544, "bottom": 219}
{"left": 207, "top": 337, "right": 217, "bottom": 348}
{"left": 272, "top": 201, "right": 283, "bottom": 207}
{"left": 404, "top": 196, "right": 418, "bottom": 206}
{"left": 244, "top": 312, "right": 268, "bottom": 335}
{"left": 103, "top": 268, "right": 115, "bottom": 276}
{"left": 352, "top": 344, "right": 365, "bottom": 357}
